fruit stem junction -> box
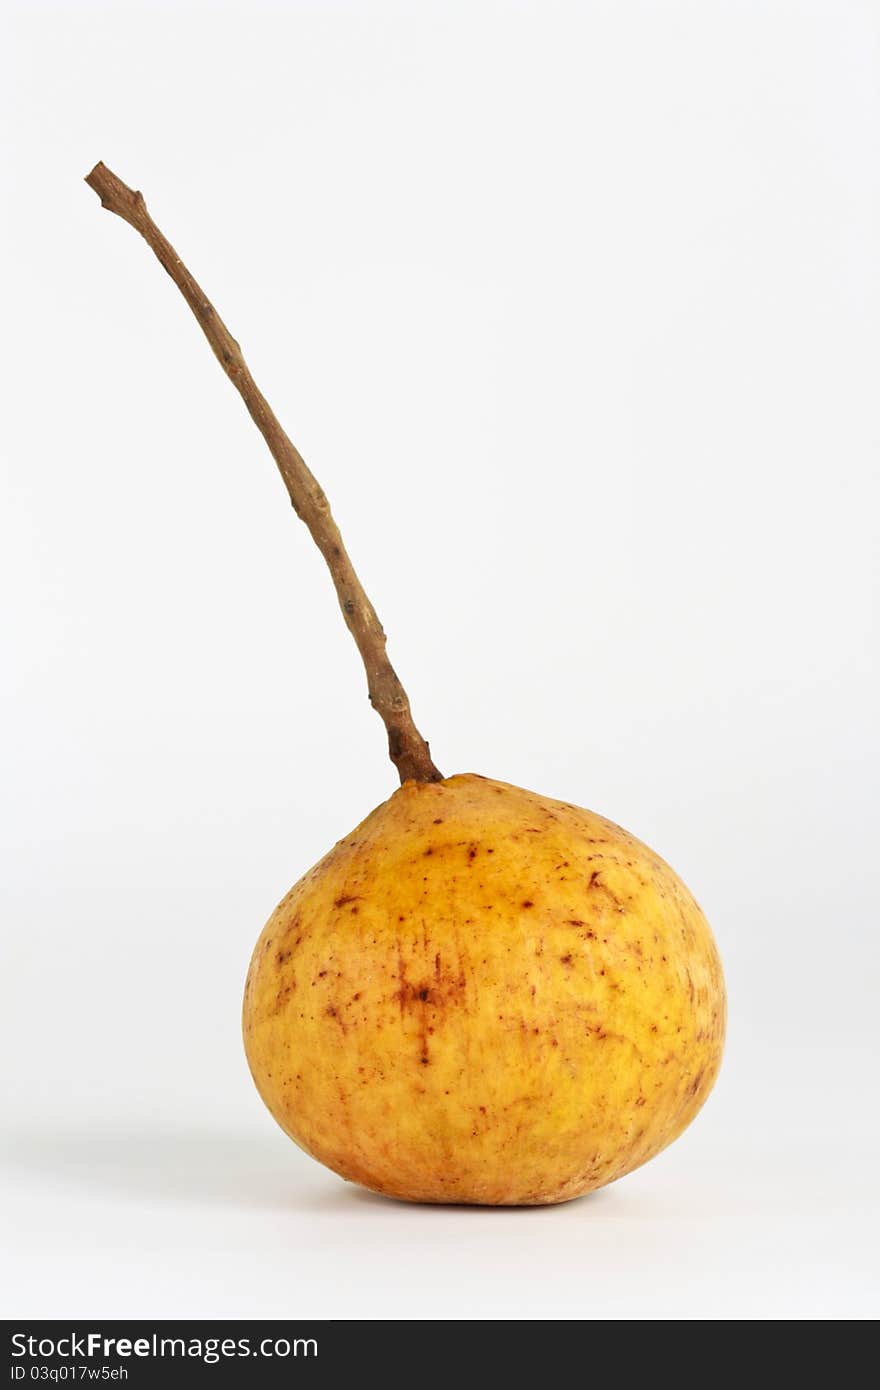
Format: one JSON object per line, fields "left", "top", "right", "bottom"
{"left": 84, "top": 162, "right": 442, "bottom": 785}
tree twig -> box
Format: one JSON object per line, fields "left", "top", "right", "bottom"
{"left": 85, "top": 161, "right": 442, "bottom": 785}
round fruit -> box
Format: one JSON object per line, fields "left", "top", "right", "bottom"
{"left": 244, "top": 775, "right": 725, "bottom": 1205}
{"left": 90, "top": 166, "right": 726, "bottom": 1207}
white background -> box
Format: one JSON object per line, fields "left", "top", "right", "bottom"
{"left": 2, "top": 0, "right": 878, "bottom": 1320}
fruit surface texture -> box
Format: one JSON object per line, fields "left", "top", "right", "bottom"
{"left": 243, "top": 775, "right": 725, "bottom": 1205}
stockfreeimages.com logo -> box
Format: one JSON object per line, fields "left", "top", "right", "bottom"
{"left": 11, "top": 1333, "right": 317, "bottom": 1366}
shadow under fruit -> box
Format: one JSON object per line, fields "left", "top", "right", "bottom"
{"left": 87, "top": 161, "right": 725, "bottom": 1206}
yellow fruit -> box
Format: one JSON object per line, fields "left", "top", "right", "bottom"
{"left": 243, "top": 774, "right": 725, "bottom": 1205}
{"left": 88, "top": 166, "right": 727, "bottom": 1208}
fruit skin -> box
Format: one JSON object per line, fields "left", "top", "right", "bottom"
{"left": 243, "top": 775, "right": 725, "bottom": 1206}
